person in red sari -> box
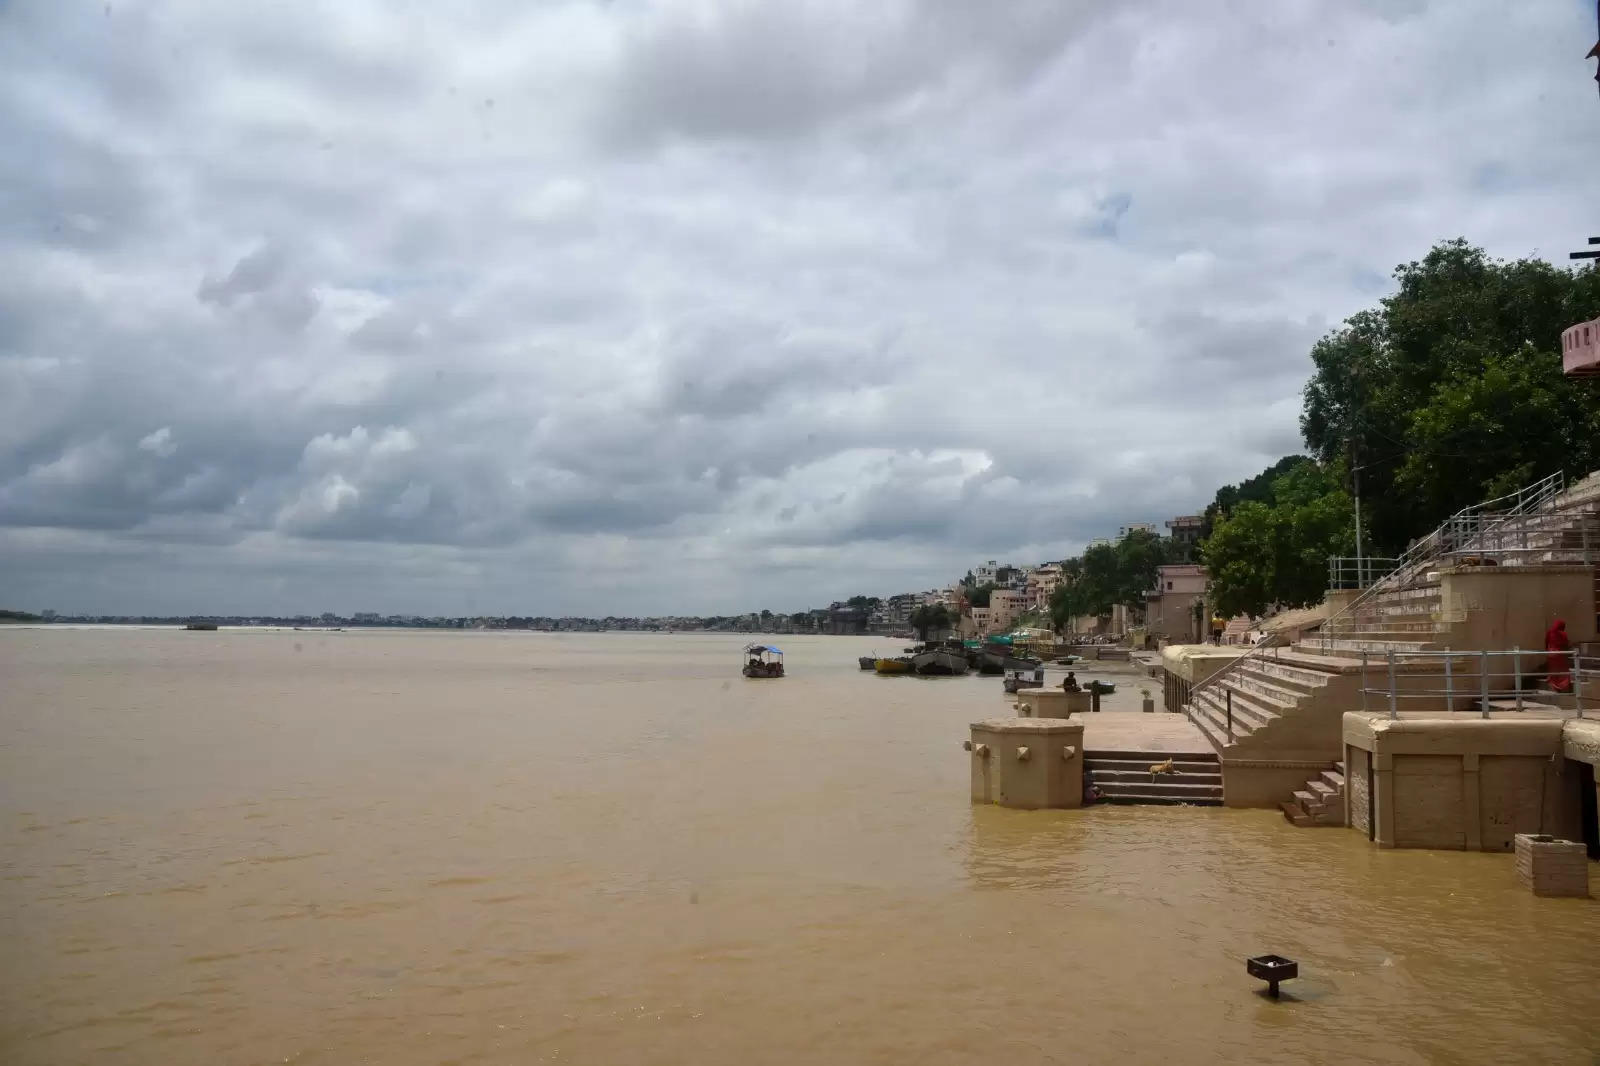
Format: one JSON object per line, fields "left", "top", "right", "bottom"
{"left": 1545, "top": 618, "right": 1573, "bottom": 693}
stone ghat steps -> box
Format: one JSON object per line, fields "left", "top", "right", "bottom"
{"left": 1084, "top": 750, "right": 1223, "bottom": 806}
{"left": 1281, "top": 761, "right": 1345, "bottom": 827}
{"left": 1185, "top": 649, "right": 1369, "bottom": 753}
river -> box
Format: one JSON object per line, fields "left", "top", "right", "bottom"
{"left": 2, "top": 628, "right": 1596, "bottom": 1064}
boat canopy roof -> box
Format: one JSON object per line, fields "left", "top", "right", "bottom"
{"left": 743, "top": 643, "right": 783, "bottom": 655}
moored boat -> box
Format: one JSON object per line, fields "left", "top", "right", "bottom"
{"left": 875, "top": 657, "right": 914, "bottom": 675}
{"left": 912, "top": 648, "right": 969, "bottom": 676}
{"left": 1002, "top": 675, "right": 1044, "bottom": 694}
{"left": 858, "top": 656, "right": 876, "bottom": 670}
{"left": 743, "top": 644, "right": 785, "bottom": 678}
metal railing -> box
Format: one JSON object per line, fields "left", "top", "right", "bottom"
{"left": 1185, "top": 472, "right": 1568, "bottom": 717}
{"left": 1436, "top": 508, "right": 1600, "bottom": 565}
{"left": 1318, "top": 470, "right": 1569, "bottom": 651}
{"left": 1327, "top": 556, "right": 1402, "bottom": 590}
{"left": 1356, "top": 647, "right": 1596, "bottom": 719}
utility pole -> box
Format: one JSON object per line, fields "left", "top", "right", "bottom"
{"left": 1353, "top": 462, "right": 1364, "bottom": 586}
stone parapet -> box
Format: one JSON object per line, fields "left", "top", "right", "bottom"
{"left": 1342, "top": 714, "right": 1584, "bottom": 850}
{"left": 966, "top": 718, "right": 1084, "bottom": 809}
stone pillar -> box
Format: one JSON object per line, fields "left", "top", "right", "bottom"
{"left": 1016, "top": 689, "right": 1074, "bottom": 718}
{"left": 966, "top": 718, "right": 1085, "bottom": 809}
{"left": 1373, "top": 752, "right": 1395, "bottom": 849}
{"left": 1460, "top": 753, "right": 1481, "bottom": 851}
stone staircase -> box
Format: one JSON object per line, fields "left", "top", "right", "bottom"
{"left": 1280, "top": 761, "right": 1345, "bottom": 827}
{"left": 1182, "top": 469, "right": 1600, "bottom": 808}
{"left": 1084, "top": 749, "right": 1222, "bottom": 806}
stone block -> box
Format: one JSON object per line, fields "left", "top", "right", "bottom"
{"left": 1514, "top": 834, "right": 1591, "bottom": 898}
{"left": 967, "top": 718, "right": 1084, "bottom": 809}
{"left": 1015, "top": 689, "right": 1074, "bottom": 718}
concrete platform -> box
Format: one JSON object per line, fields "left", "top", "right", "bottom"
{"left": 1078, "top": 709, "right": 1211, "bottom": 754}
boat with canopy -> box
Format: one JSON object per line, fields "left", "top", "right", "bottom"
{"left": 742, "top": 644, "right": 785, "bottom": 678}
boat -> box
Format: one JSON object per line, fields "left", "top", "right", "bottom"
{"left": 1052, "top": 654, "right": 1081, "bottom": 666}
{"left": 1003, "top": 675, "right": 1044, "bottom": 694}
{"left": 875, "top": 657, "right": 914, "bottom": 675}
{"left": 184, "top": 621, "right": 218, "bottom": 631}
{"left": 912, "top": 648, "right": 969, "bottom": 676}
{"left": 858, "top": 656, "right": 877, "bottom": 670}
{"left": 742, "top": 644, "right": 785, "bottom": 678}
{"left": 977, "top": 653, "right": 1006, "bottom": 676}
{"left": 1086, "top": 680, "right": 1116, "bottom": 695}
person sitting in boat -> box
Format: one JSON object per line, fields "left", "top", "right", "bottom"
{"left": 1061, "top": 672, "right": 1080, "bottom": 693}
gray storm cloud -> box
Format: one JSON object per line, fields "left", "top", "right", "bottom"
{"left": 0, "top": 0, "right": 1595, "bottom": 615}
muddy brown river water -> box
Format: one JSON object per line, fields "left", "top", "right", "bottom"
{"left": 2, "top": 628, "right": 1596, "bottom": 1064}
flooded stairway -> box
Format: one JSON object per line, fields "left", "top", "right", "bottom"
{"left": 1084, "top": 749, "right": 1223, "bottom": 806}
{"left": 1281, "top": 761, "right": 1345, "bottom": 826}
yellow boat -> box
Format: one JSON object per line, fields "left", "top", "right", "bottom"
{"left": 874, "top": 657, "right": 913, "bottom": 675}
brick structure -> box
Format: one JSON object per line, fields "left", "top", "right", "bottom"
{"left": 1514, "top": 834, "right": 1591, "bottom": 897}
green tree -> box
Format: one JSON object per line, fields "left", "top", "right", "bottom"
{"left": 1048, "top": 581, "right": 1090, "bottom": 635}
{"left": 1301, "top": 240, "right": 1600, "bottom": 551}
{"left": 1201, "top": 454, "right": 1308, "bottom": 538}
{"left": 1113, "top": 528, "right": 1171, "bottom": 609}
{"left": 1201, "top": 462, "right": 1355, "bottom": 617}
{"left": 1076, "top": 541, "right": 1121, "bottom": 616}
{"left": 909, "top": 603, "right": 952, "bottom": 641}
{"left": 965, "top": 583, "right": 996, "bottom": 608}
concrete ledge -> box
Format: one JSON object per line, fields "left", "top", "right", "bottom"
{"left": 1344, "top": 714, "right": 1565, "bottom": 756}
{"left": 1343, "top": 712, "right": 1583, "bottom": 851}
{"left": 1563, "top": 719, "right": 1600, "bottom": 767}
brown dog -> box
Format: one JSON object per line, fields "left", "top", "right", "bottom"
{"left": 1148, "top": 757, "right": 1181, "bottom": 777}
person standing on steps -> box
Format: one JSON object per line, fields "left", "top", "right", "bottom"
{"left": 1545, "top": 618, "right": 1573, "bottom": 693}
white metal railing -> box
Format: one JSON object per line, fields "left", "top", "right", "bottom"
{"left": 1355, "top": 647, "right": 1596, "bottom": 719}
{"left": 1319, "top": 471, "right": 1568, "bottom": 650}
{"left": 1327, "top": 556, "right": 1402, "bottom": 590}
{"left": 1436, "top": 508, "right": 1600, "bottom": 565}
{"left": 1185, "top": 472, "right": 1568, "bottom": 719}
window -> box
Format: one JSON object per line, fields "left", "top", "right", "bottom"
{"left": 1166, "top": 581, "right": 1174, "bottom": 590}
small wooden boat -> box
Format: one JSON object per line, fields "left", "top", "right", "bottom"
{"left": 875, "top": 657, "right": 914, "bottom": 675}
{"left": 1086, "top": 680, "right": 1116, "bottom": 695}
{"left": 1052, "top": 655, "right": 1081, "bottom": 666}
{"left": 742, "top": 644, "right": 785, "bottom": 678}
{"left": 184, "top": 621, "right": 218, "bottom": 631}
{"left": 858, "top": 656, "right": 877, "bottom": 670}
{"left": 912, "top": 648, "right": 969, "bottom": 676}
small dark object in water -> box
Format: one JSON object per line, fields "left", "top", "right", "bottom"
{"left": 1247, "top": 954, "right": 1298, "bottom": 998}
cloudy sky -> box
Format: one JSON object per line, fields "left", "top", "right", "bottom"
{"left": 2, "top": 0, "right": 1597, "bottom": 617}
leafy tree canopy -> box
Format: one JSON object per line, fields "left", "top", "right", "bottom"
{"left": 1300, "top": 239, "right": 1600, "bottom": 551}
